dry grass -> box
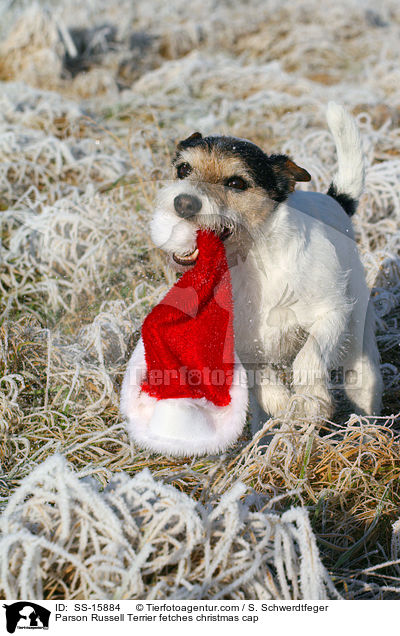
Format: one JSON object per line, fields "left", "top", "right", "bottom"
{"left": 0, "top": 0, "right": 400, "bottom": 600}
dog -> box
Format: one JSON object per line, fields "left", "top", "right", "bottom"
{"left": 149, "top": 103, "right": 383, "bottom": 432}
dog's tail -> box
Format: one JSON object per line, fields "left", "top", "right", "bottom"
{"left": 326, "top": 102, "right": 365, "bottom": 216}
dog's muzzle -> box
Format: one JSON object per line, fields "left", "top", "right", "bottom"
{"left": 169, "top": 191, "right": 233, "bottom": 266}
{"left": 174, "top": 193, "right": 202, "bottom": 219}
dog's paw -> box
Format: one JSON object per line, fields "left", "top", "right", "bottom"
{"left": 291, "top": 383, "right": 333, "bottom": 420}
{"left": 258, "top": 383, "right": 292, "bottom": 417}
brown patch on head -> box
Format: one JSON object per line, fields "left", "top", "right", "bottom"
{"left": 222, "top": 184, "right": 276, "bottom": 235}
{"left": 174, "top": 145, "right": 256, "bottom": 186}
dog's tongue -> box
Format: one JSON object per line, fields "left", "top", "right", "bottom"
{"left": 141, "top": 230, "right": 234, "bottom": 407}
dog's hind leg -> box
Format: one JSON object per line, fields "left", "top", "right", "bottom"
{"left": 342, "top": 300, "right": 383, "bottom": 415}
{"left": 292, "top": 307, "right": 351, "bottom": 419}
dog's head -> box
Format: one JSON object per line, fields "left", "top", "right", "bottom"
{"left": 150, "top": 132, "right": 311, "bottom": 268}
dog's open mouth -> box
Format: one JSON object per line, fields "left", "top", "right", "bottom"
{"left": 219, "top": 227, "right": 232, "bottom": 241}
{"left": 172, "top": 248, "right": 200, "bottom": 266}
{"left": 172, "top": 227, "right": 232, "bottom": 266}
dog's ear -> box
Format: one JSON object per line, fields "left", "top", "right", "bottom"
{"left": 177, "top": 132, "right": 203, "bottom": 150}
{"left": 269, "top": 154, "right": 311, "bottom": 199}
{"left": 283, "top": 158, "right": 311, "bottom": 183}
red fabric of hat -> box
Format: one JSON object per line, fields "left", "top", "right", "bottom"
{"left": 141, "top": 230, "right": 234, "bottom": 407}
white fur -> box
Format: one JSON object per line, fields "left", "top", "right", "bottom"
{"left": 150, "top": 183, "right": 198, "bottom": 255}
{"left": 326, "top": 101, "right": 365, "bottom": 200}
{"left": 231, "top": 190, "right": 383, "bottom": 425}
{"left": 148, "top": 105, "right": 383, "bottom": 430}
{"left": 120, "top": 338, "right": 248, "bottom": 456}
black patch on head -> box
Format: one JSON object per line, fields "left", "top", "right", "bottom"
{"left": 327, "top": 183, "right": 357, "bottom": 217}
{"left": 214, "top": 137, "right": 282, "bottom": 196}
{"left": 173, "top": 134, "right": 310, "bottom": 202}
{"left": 176, "top": 132, "right": 203, "bottom": 150}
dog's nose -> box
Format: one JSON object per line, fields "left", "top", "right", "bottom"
{"left": 174, "top": 194, "right": 202, "bottom": 219}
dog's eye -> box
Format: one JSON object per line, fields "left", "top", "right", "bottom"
{"left": 177, "top": 162, "right": 192, "bottom": 179}
{"left": 224, "top": 176, "right": 249, "bottom": 190}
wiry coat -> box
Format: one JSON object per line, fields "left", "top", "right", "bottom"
{"left": 149, "top": 104, "right": 383, "bottom": 429}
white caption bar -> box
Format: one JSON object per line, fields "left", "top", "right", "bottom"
{"left": 1, "top": 600, "right": 396, "bottom": 635}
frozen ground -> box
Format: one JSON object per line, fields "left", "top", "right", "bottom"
{"left": 0, "top": 0, "right": 399, "bottom": 599}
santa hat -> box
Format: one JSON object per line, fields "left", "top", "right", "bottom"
{"left": 120, "top": 230, "right": 248, "bottom": 456}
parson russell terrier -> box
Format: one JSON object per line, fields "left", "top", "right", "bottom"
{"left": 149, "top": 103, "right": 383, "bottom": 432}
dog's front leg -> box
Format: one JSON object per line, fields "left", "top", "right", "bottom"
{"left": 253, "top": 364, "right": 292, "bottom": 423}
{"left": 291, "top": 308, "right": 349, "bottom": 419}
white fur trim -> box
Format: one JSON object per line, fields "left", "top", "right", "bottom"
{"left": 120, "top": 338, "right": 248, "bottom": 456}
{"left": 326, "top": 102, "right": 365, "bottom": 200}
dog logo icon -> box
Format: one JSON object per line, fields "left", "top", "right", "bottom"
{"left": 3, "top": 602, "right": 50, "bottom": 633}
